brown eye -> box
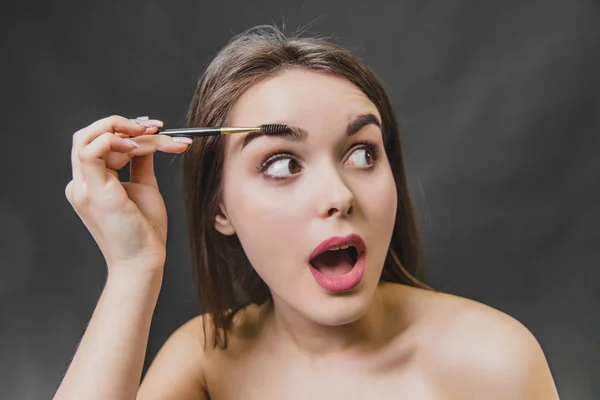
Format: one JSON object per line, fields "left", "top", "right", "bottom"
{"left": 348, "top": 147, "right": 375, "bottom": 167}
{"left": 288, "top": 159, "right": 301, "bottom": 173}
{"left": 264, "top": 157, "right": 302, "bottom": 179}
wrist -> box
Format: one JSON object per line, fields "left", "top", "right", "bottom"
{"left": 106, "top": 262, "right": 164, "bottom": 294}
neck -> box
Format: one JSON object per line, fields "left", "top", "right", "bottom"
{"left": 266, "top": 282, "right": 402, "bottom": 359}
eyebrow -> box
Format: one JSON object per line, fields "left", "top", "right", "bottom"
{"left": 240, "top": 113, "right": 382, "bottom": 151}
{"left": 241, "top": 125, "right": 308, "bottom": 150}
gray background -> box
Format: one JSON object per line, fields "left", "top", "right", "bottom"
{"left": 1, "top": 0, "right": 598, "bottom": 398}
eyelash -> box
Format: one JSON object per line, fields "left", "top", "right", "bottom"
{"left": 255, "top": 140, "right": 381, "bottom": 181}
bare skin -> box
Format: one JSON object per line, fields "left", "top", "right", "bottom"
{"left": 56, "top": 70, "right": 559, "bottom": 399}
{"left": 143, "top": 70, "right": 558, "bottom": 399}
{"left": 139, "top": 283, "right": 559, "bottom": 400}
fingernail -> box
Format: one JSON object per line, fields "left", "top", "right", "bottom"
{"left": 148, "top": 119, "right": 164, "bottom": 127}
{"left": 124, "top": 138, "right": 139, "bottom": 148}
{"left": 136, "top": 116, "right": 150, "bottom": 120}
{"left": 129, "top": 118, "right": 151, "bottom": 127}
{"left": 172, "top": 137, "right": 193, "bottom": 144}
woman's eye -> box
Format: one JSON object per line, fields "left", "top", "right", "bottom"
{"left": 264, "top": 157, "right": 301, "bottom": 179}
{"left": 258, "top": 142, "right": 379, "bottom": 181}
{"left": 347, "top": 146, "right": 375, "bottom": 167}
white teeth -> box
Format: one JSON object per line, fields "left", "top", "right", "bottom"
{"left": 327, "top": 244, "right": 350, "bottom": 252}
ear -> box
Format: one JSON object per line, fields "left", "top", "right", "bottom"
{"left": 214, "top": 202, "right": 236, "bottom": 235}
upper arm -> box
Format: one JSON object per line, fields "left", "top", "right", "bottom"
{"left": 431, "top": 301, "right": 560, "bottom": 399}
{"left": 137, "top": 316, "right": 208, "bottom": 400}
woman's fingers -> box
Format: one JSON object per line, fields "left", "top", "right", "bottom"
{"left": 71, "top": 115, "right": 191, "bottom": 193}
{"left": 130, "top": 155, "right": 157, "bottom": 187}
{"left": 80, "top": 115, "right": 162, "bottom": 145}
{"left": 77, "top": 132, "right": 139, "bottom": 191}
{"left": 98, "top": 134, "right": 192, "bottom": 186}
{"left": 71, "top": 116, "right": 153, "bottom": 183}
{"left": 128, "top": 135, "right": 192, "bottom": 186}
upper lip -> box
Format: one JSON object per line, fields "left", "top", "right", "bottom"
{"left": 309, "top": 233, "right": 366, "bottom": 262}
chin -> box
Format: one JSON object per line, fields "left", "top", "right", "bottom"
{"left": 300, "top": 280, "right": 379, "bottom": 327}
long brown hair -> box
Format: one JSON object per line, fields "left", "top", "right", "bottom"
{"left": 182, "top": 25, "right": 432, "bottom": 349}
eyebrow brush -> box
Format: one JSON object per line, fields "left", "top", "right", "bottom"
{"left": 157, "top": 124, "right": 289, "bottom": 138}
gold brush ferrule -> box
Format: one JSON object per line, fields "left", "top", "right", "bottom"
{"left": 220, "top": 127, "right": 263, "bottom": 135}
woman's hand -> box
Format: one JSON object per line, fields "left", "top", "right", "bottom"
{"left": 65, "top": 115, "right": 192, "bottom": 275}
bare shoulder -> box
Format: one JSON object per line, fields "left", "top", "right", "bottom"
{"left": 136, "top": 304, "right": 265, "bottom": 400}
{"left": 402, "top": 286, "right": 560, "bottom": 399}
{"left": 137, "top": 315, "right": 208, "bottom": 400}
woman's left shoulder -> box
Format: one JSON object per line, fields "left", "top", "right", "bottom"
{"left": 399, "top": 285, "right": 560, "bottom": 399}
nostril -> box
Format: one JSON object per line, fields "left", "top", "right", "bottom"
{"left": 327, "top": 204, "right": 353, "bottom": 217}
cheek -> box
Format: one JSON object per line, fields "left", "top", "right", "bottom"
{"left": 359, "top": 165, "right": 397, "bottom": 219}
{"left": 223, "top": 174, "right": 307, "bottom": 277}
{"left": 361, "top": 168, "right": 398, "bottom": 250}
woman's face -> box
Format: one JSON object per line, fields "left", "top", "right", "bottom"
{"left": 216, "top": 69, "right": 397, "bottom": 326}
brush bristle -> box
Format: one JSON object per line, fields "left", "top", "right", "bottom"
{"left": 260, "top": 124, "right": 289, "bottom": 135}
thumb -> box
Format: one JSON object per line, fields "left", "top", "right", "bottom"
{"left": 130, "top": 154, "right": 158, "bottom": 187}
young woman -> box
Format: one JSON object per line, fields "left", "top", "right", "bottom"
{"left": 56, "top": 26, "right": 559, "bottom": 399}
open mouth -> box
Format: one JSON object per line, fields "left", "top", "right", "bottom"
{"left": 308, "top": 233, "right": 366, "bottom": 292}
{"left": 309, "top": 245, "right": 359, "bottom": 277}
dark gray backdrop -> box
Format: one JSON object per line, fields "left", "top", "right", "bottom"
{"left": 1, "top": 0, "right": 598, "bottom": 399}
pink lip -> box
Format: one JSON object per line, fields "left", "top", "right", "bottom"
{"left": 309, "top": 233, "right": 366, "bottom": 262}
{"left": 308, "top": 233, "right": 367, "bottom": 293}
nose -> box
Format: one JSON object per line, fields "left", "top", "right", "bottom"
{"left": 316, "top": 165, "right": 355, "bottom": 219}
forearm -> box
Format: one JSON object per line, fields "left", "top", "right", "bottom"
{"left": 54, "top": 266, "right": 163, "bottom": 400}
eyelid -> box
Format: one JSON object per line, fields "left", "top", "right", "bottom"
{"left": 344, "top": 142, "right": 377, "bottom": 164}
{"left": 256, "top": 151, "right": 295, "bottom": 172}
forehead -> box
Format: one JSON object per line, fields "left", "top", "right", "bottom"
{"left": 227, "top": 69, "right": 380, "bottom": 147}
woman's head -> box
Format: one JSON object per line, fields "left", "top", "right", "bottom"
{"left": 182, "top": 25, "right": 429, "bottom": 348}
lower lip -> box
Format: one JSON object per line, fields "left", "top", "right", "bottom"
{"left": 308, "top": 253, "right": 366, "bottom": 293}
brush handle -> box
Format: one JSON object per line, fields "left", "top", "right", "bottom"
{"left": 157, "top": 127, "right": 222, "bottom": 137}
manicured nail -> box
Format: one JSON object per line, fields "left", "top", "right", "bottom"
{"left": 124, "top": 138, "right": 139, "bottom": 148}
{"left": 172, "top": 137, "right": 193, "bottom": 144}
{"left": 129, "top": 118, "right": 151, "bottom": 127}
{"left": 148, "top": 119, "right": 164, "bottom": 127}
{"left": 136, "top": 116, "right": 149, "bottom": 120}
